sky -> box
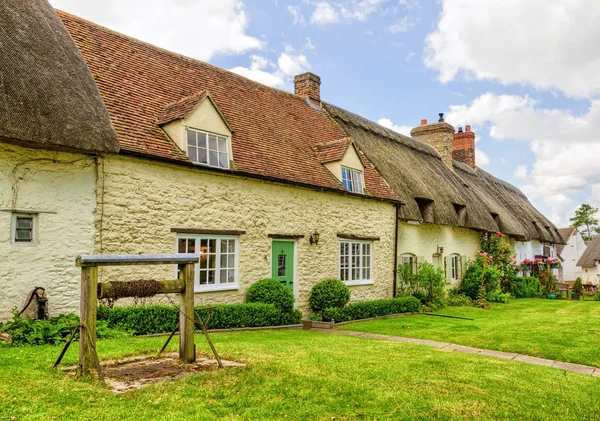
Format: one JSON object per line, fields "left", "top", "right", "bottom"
{"left": 51, "top": 0, "right": 600, "bottom": 228}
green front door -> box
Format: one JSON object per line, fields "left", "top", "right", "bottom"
{"left": 271, "top": 241, "right": 295, "bottom": 292}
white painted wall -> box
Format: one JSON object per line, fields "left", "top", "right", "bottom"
{"left": 581, "top": 265, "right": 600, "bottom": 285}
{"left": 560, "top": 230, "right": 586, "bottom": 281}
{"left": 0, "top": 143, "right": 97, "bottom": 320}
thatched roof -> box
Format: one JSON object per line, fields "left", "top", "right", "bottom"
{"left": 577, "top": 235, "right": 600, "bottom": 267}
{"left": 0, "top": 0, "right": 118, "bottom": 153}
{"left": 324, "top": 103, "right": 564, "bottom": 244}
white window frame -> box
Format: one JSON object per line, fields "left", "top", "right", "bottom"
{"left": 11, "top": 213, "right": 37, "bottom": 246}
{"left": 175, "top": 234, "right": 239, "bottom": 292}
{"left": 400, "top": 253, "right": 417, "bottom": 274}
{"left": 339, "top": 239, "right": 373, "bottom": 286}
{"left": 341, "top": 166, "right": 364, "bottom": 194}
{"left": 450, "top": 254, "right": 459, "bottom": 283}
{"left": 185, "top": 127, "right": 230, "bottom": 169}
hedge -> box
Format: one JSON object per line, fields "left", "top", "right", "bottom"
{"left": 97, "top": 303, "right": 301, "bottom": 335}
{"left": 510, "top": 276, "right": 540, "bottom": 298}
{"left": 321, "top": 296, "right": 421, "bottom": 322}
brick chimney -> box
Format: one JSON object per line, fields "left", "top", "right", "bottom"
{"left": 452, "top": 125, "right": 476, "bottom": 168}
{"left": 410, "top": 113, "right": 455, "bottom": 168}
{"left": 294, "top": 72, "right": 321, "bottom": 105}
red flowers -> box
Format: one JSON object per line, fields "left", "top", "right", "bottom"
{"left": 495, "top": 232, "right": 504, "bottom": 238}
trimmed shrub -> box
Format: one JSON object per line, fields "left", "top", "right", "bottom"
{"left": 246, "top": 278, "right": 294, "bottom": 313}
{"left": 458, "top": 258, "right": 501, "bottom": 300}
{"left": 446, "top": 293, "right": 473, "bottom": 307}
{"left": 97, "top": 302, "right": 294, "bottom": 335}
{"left": 309, "top": 279, "right": 350, "bottom": 313}
{"left": 486, "top": 291, "right": 511, "bottom": 303}
{"left": 510, "top": 276, "right": 540, "bottom": 298}
{"left": 321, "top": 296, "right": 421, "bottom": 322}
{"left": 573, "top": 277, "right": 584, "bottom": 294}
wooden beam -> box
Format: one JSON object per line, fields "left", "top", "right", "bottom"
{"left": 337, "top": 233, "right": 380, "bottom": 241}
{"left": 78, "top": 265, "right": 98, "bottom": 376}
{"left": 179, "top": 263, "right": 196, "bottom": 363}
{"left": 267, "top": 234, "right": 305, "bottom": 239}
{"left": 76, "top": 254, "right": 199, "bottom": 267}
{"left": 170, "top": 228, "right": 246, "bottom": 236}
{"left": 97, "top": 279, "right": 184, "bottom": 299}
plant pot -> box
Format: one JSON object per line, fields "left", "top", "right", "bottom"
{"left": 546, "top": 293, "right": 557, "bottom": 299}
{"left": 571, "top": 293, "right": 581, "bottom": 300}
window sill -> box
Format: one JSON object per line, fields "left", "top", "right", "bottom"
{"left": 194, "top": 285, "right": 239, "bottom": 293}
{"left": 343, "top": 280, "right": 374, "bottom": 287}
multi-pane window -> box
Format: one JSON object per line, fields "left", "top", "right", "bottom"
{"left": 341, "top": 167, "right": 364, "bottom": 194}
{"left": 401, "top": 254, "right": 417, "bottom": 274}
{"left": 186, "top": 128, "right": 229, "bottom": 169}
{"left": 12, "top": 214, "right": 35, "bottom": 244}
{"left": 177, "top": 235, "right": 238, "bottom": 290}
{"left": 451, "top": 255, "right": 458, "bottom": 281}
{"left": 340, "top": 240, "right": 372, "bottom": 283}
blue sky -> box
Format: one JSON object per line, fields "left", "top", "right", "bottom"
{"left": 52, "top": 0, "right": 600, "bottom": 227}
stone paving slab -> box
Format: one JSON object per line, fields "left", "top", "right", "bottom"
{"left": 311, "top": 328, "right": 599, "bottom": 377}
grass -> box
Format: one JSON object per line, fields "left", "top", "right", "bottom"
{"left": 1, "top": 329, "right": 600, "bottom": 420}
{"left": 338, "top": 298, "right": 600, "bottom": 367}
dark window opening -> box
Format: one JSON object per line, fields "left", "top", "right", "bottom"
{"left": 415, "top": 198, "right": 434, "bottom": 223}
{"left": 490, "top": 212, "right": 500, "bottom": 228}
{"left": 452, "top": 203, "right": 467, "bottom": 226}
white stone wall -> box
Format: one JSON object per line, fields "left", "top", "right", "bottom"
{"left": 561, "top": 231, "right": 586, "bottom": 281}
{"left": 581, "top": 265, "right": 600, "bottom": 285}
{"left": 0, "top": 144, "right": 97, "bottom": 319}
{"left": 96, "top": 155, "right": 397, "bottom": 315}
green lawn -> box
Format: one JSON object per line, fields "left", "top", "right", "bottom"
{"left": 338, "top": 298, "right": 600, "bottom": 367}
{"left": 1, "top": 329, "right": 600, "bottom": 420}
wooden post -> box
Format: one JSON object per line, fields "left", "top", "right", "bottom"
{"left": 79, "top": 265, "right": 98, "bottom": 376}
{"left": 179, "top": 263, "right": 195, "bottom": 363}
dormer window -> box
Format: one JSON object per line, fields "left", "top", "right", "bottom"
{"left": 341, "top": 166, "right": 364, "bottom": 194}
{"left": 186, "top": 128, "right": 229, "bottom": 169}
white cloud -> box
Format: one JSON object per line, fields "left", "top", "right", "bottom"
{"left": 388, "top": 16, "right": 416, "bottom": 33}
{"left": 230, "top": 47, "right": 311, "bottom": 88}
{"left": 377, "top": 118, "right": 413, "bottom": 137}
{"left": 288, "top": 5, "right": 306, "bottom": 25}
{"left": 424, "top": 0, "right": 600, "bottom": 98}
{"left": 51, "top": 0, "right": 263, "bottom": 61}
{"left": 514, "top": 165, "right": 528, "bottom": 180}
{"left": 475, "top": 148, "right": 490, "bottom": 168}
{"left": 405, "top": 51, "right": 416, "bottom": 62}
{"left": 310, "top": 0, "right": 389, "bottom": 25}
{"left": 305, "top": 37, "right": 316, "bottom": 51}
{"left": 447, "top": 93, "right": 600, "bottom": 226}
{"left": 311, "top": 2, "right": 339, "bottom": 24}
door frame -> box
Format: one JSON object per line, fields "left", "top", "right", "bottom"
{"left": 270, "top": 239, "right": 298, "bottom": 305}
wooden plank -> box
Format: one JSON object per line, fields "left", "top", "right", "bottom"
{"left": 179, "top": 263, "right": 196, "bottom": 363}
{"left": 76, "top": 253, "right": 199, "bottom": 267}
{"left": 97, "top": 279, "right": 184, "bottom": 299}
{"left": 170, "top": 228, "right": 246, "bottom": 235}
{"left": 337, "top": 233, "right": 380, "bottom": 241}
{"left": 78, "top": 266, "right": 98, "bottom": 376}
{"left": 267, "top": 234, "right": 305, "bottom": 239}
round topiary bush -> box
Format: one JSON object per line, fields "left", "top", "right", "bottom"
{"left": 246, "top": 279, "right": 294, "bottom": 312}
{"left": 309, "top": 278, "right": 350, "bottom": 313}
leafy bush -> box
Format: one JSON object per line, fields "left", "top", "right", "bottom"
{"left": 446, "top": 293, "right": 473, "bottom": 307}
{"left": 457, "top": 255, "right": 501, "bottom": 300}
{"left": 486, "top": 291, "right": 511, "bottom": 303}
{"left": 321, "top": 297, "right": 421, "bottom": 322}
{"left": 396, "top": 264, "right": 420, "bottom": 298}
{"left": 309, "top": 279, "right": 350, "bottom": 313}
{"left": 573, "top": 277, "right": 584, "bottom": 294}
{"left": 98, "top": 302, "right": 300, "bottom": 335}
{"left": 0, "top": 311, "right": 122, "bottom": 346}
{"left": 510, "top": 276, "right": 540, "bottom": 298}
{"left": 593, "top": 291, "right": 600, "bottom": 301}
{"left": 480, "top": 232, "right": 516, "bottom": 293}
{"left": 246, "top": 278, "right": 294, "bottom": 313}
{"left": 539, "top": 268, "right": 558, "bottom": 294}
{"left": 397, "top": 262, "right": 446, "bottom": 308}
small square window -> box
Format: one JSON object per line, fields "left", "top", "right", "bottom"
{"left": 12, "top": 214, "right": 36, "bottom": 244}
{"left": 186, "top": 128, "right": 230, "bottom": 169}
{"left": 341, "top": 167, "right": 364, "bottom": 194}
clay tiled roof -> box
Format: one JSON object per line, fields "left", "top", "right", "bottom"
{"left": 58, "top": 11, "right": 396, "bottom": 201}
{"left": 156, "top": 90, "right": 209, "bottom": 126}
{"left": 313, "top": 138, "right": 352, "bottom": 163}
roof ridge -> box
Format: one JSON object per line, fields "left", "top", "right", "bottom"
{"left": 55, "top": 9, "right": 307, "bottom": 103}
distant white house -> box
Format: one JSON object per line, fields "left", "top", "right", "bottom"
{"left": 557, "top": 228, "right": 587, "bottom": 282}
{"left": 577, "top": 235, "right": 600, "bottom": 286}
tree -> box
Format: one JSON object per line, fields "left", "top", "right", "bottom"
{"left": 570, "top": 204, "right": 599, "bottom": 241}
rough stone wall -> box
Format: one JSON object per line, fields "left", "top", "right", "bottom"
{"left": 97, "top": 155, "right": 396, "bottom": 315}
{"left": 410, "top": 122, "right": 455, "bottom": 168}
{"left": 0, "top": 143, "right": 96, "bottom": 319}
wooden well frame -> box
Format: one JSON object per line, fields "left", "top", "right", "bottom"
{"left": 75, "top": 253, "right": 199, "bottom": 376}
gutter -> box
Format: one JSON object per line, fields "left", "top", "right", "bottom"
{"left": 393, "top": 203, "right": 400, "bottom": 297}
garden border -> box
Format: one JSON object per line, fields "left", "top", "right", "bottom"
{"left": 302, "top": 312, "right": 416, "bottom": 330}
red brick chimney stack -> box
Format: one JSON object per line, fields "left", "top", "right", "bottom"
{"left": 452, "top": 124, "right": 476, "bottom": 168}
{"left": 294, "top": 72, "right": 321, "bottom": 105}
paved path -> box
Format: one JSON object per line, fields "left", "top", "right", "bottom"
{"left": 311, "top": 328, "right": 600, "bottom": 377}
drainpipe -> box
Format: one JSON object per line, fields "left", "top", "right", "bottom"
{"left": 393, "top": 203, "right": 400, "bottom": 297}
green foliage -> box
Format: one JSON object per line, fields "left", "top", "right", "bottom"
{"left": 457, "top": 255, "right": 501, "bottom": 301}
{"left": 486, "top": 291, "right": 511, "bottom": 303}
{"left": 309, "top": 278, "right": 350, "bottom": 313}
{"left": 321, "top": 297, "right": 421, "bottom": 322}
{"left": 0, "top": 311, "right": 122, "bottom": 346}
{"left": 396, "top": 264, "right": 420, "bottom": 297}
{"left": 570, "top": 204, "right": 599, "bottom": 241}
{"left": 480, "top": 232, "right": 516, "bottom": 293}
{"left": 246, "top": 278, "right": 295, "bottom": 313}
{"left": 510, "top": 277, "right": 541, "bottom": 298}
{"left": 538, "top": 268, "right": 558, "bottom": 294}
{"left": 573, "top": 277, "right": 584, "bottom": 294}
{"left": 593, "top": 291, "right": 600, "bottom": 301}
{"left": 397, "top": 262, "right": 446, "bottom": 308}
{"left": 97, "top": 302, "right": 299, "bottom": 335}
{"left": 446, "top": 293, "right": 473, "bottom": 307}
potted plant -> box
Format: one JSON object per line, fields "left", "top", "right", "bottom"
{"left": 572, "top": 277, "right": 583, "bottom": 300}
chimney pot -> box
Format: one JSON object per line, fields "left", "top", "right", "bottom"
{"left": 457, "top": 126, "right": 463, "bottom": 133}
{"left": 294, "top": 72, "right": 321, "bottom": 105}
{"left": 438, "top": 113, "right": 444, "bottom": 122}
{"left": 420, "top": 119, "right": 427, "bottom": 125}
{"left": 465, "top": 125, "right": 471, "bottom": 132}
